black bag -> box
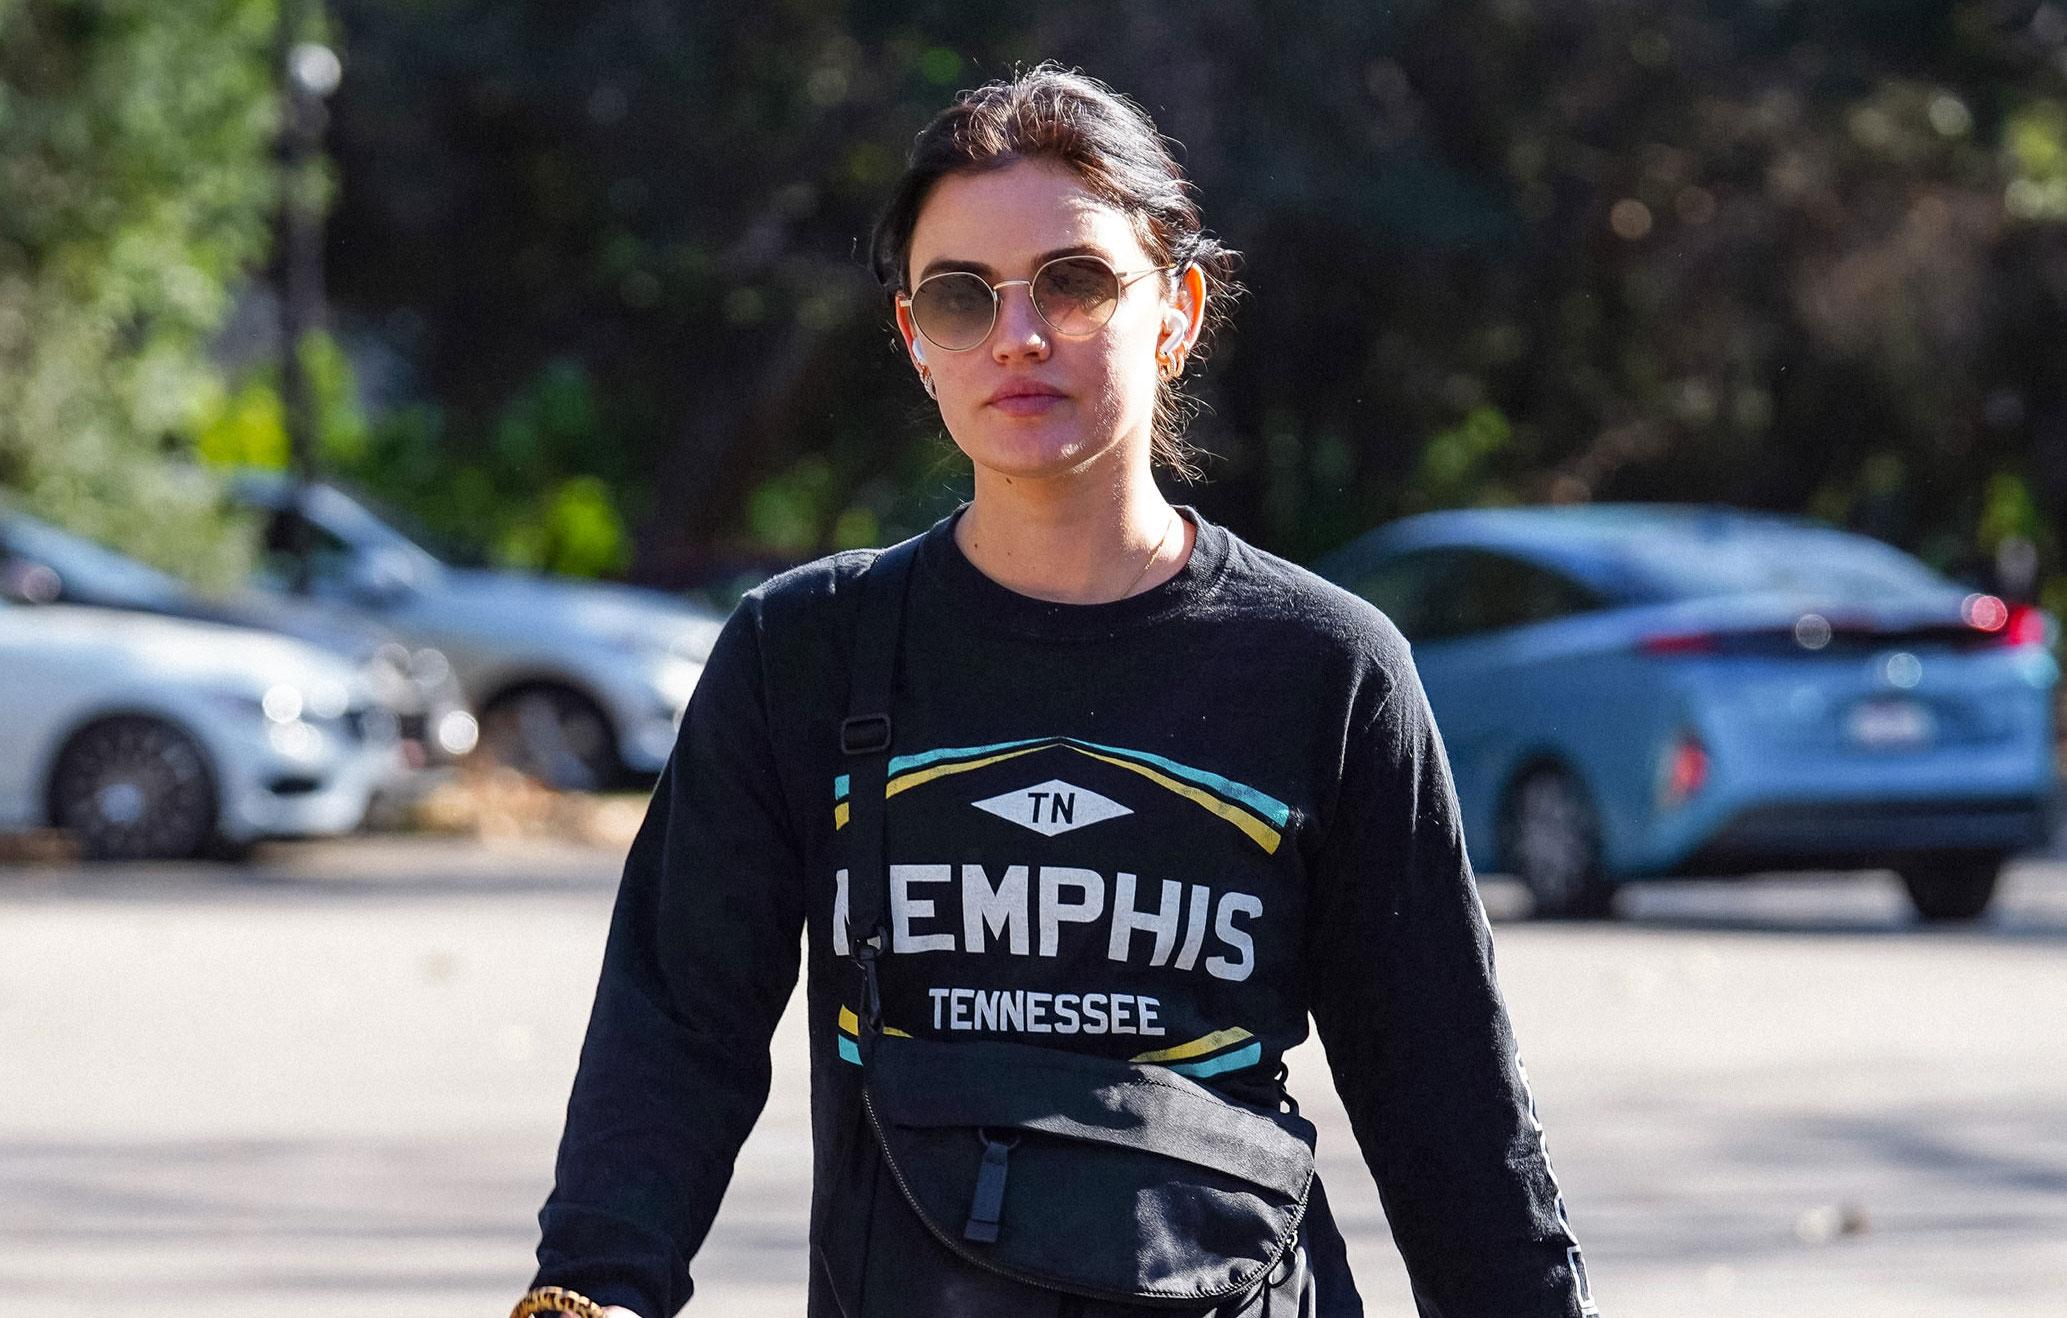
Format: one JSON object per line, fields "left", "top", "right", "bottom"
{"left": 819, "top": 535, "right": 1318, "bottom": 1316}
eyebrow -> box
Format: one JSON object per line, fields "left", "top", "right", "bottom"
{"left": 916, "top": 244, "right": 1107, "bottom": 282}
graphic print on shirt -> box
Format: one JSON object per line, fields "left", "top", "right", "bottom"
{"left": 828, "top": 735, "right": 1297, "bottom": 1079}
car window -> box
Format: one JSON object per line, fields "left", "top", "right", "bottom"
{"left": 1419, "top": 549, "right": 1606, "bottom": 642}
{"left": 235, "top": 475, "right": 470, "bottom": 570}
{"left": 1339, "top": 549, "right": 1461, "bottom": 642}
{"left": 259, "top": 508, "right": 357, "bottom": 588}
{"left": 0, "top": 514, "right": 190, "bottom": 608}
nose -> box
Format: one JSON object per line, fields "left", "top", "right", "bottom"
{"left": 989, "top": 281, "right": 1050, "bottom": 364}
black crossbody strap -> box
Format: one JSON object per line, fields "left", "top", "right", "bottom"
{"left": 840, "top": 533, "right": 922, "bottom": 1036}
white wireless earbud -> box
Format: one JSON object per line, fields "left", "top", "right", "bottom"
{"left": 1159, "top": 310, "right": 1188, "bottom": 354}
{"left": 910, "top": 337, "right": 928, "bottom": 365}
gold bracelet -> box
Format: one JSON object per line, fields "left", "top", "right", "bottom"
{"left": 510, "top": 1285, "right": 610, "bottom": 1318}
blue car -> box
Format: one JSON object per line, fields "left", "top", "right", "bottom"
{"left": 1313, "top": 503, "right": 2060, "bottom": 921}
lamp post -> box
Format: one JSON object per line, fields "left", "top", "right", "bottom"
{"left": 277, "top": 0, "right": 340, "bottom": 595}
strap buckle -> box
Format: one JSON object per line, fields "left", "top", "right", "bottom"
{"left": 849, "top": 927, "right": 884, "bottom": 962}
{"left": 840, "top": 713, "right": 892, "bottom": 755}
{"left": 1273, "top": 1058, "right": 1301, "bottom": 1117}
{"left": 849, "top": 927, "right": 885, "bottom": 1033}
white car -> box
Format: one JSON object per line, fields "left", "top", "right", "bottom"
{"left": 0, "top": 596, "right": 407, "bottom": 859}
{"left": 0, "top": 505, "right": 480, "bottom": 772}
{"left": 231, "top": 473, "right": 724, "bottom": 790}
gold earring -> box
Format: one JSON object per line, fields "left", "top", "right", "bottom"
{"left": 919, "top": 364, "right": 936, "bottom": 399}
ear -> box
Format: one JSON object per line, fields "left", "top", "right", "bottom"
{"left": 1159, "top": 264, "right": 1207, "bottom": 358}
{"left": 894, "top": 297, "right": 928, "bottom": 367}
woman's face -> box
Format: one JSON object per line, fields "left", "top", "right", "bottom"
{"left": 897, "top": 158, "right": 1198, "bottom": 484}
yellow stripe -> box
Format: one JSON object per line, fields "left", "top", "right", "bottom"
{"left": 1132, "top": 1025, "right": 1255, "bottom": 1064}
{"left": 887, "top": 744, "right": 1053, "bottom": 798}
{"left": 1067, "top": 748, "right": 1281, "bottom": 854}
{"left": 834, "top": 745, "right": 1052, "bottom": 829}
{"left": 837, "top": 1005, "right": 908, "bottom": 1038}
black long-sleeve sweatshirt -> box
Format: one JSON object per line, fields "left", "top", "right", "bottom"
{"left": 531, "top": 503, "right": 1597, "bottom": 1317}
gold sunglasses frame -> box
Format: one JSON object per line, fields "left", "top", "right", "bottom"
{"left": 900, "top": 256, "right": 1177, "bottom": 352}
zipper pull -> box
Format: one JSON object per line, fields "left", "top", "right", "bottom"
{"left": 962, "top": 1129, "right": 1018, "bottom": 1243}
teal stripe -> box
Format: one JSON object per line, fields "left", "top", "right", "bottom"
{"left": 837, "top": 1035, "right": 860, "bottom": 1065}
{"left": 1072, "top": 740, "right": 1292, "bottom": 827}
{"left": 1163, "top": 1041, "right": 1263, "bottom": 1079}
{"left": 891, "top": 736, "right": 1053, "bottom": 777}
{"left": 837, "top": 738, "right": 1053, "bottom": 802}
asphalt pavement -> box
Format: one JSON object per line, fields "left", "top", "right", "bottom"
{"left": 4, "top": 836, "right": 2064, "bottom": 1316}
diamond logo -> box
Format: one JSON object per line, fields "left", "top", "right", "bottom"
{"left": 972, "top": 778, "right": 1132, "bottom": 836}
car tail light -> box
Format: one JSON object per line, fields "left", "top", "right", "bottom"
{"left": 1659, "top": 731, "right": 1708, "bottom": 808}
{"left": 1639, "top": 630, "right": 1720, "bottom": 655}
{"left": 1963, "top": 593, "right": 2047, "bottom": 648}
{"left": 2002, "top": 604, "right": 2045, "bottom": 648}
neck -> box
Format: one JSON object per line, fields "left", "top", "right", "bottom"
{"left": 955, "top": 458, "right": 1195, "bottom": 605}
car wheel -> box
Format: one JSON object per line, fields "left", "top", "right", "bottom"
{"left": 1897, "top": 854, "right": 2004, "bottom": 922}
{"left": 49, "top": 716, "right": 218, "bottom": 861}
{"left": 476, "top": 683, "right": 620, "bottom": 792}
{"left": 1500, "top": 764, "right": 1615, "bottom": 919}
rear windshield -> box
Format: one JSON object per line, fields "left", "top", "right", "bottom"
{"left": 0, "top": 513, "right": 189, "bottom": 607}
{"left": 1613, "top": 528, "right": 1951, "bottom": 603}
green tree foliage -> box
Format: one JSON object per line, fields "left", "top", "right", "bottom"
{"left": 1374, "top": 0, "right": 2067, "bottom": 580}
{"left": 0, "top": 0, "right": 280, "bottom": 588}
{"left": 311, "top": 0, "right": 2067, "bottom": 598}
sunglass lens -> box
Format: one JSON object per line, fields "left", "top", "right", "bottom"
{"left": 911, "top": 273, "right": 994, "bottom": 350}
{"left": 1033, "top": 258, "right": 1120, "bottom": 336}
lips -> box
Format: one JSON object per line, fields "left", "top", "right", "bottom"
{"left": 985, "top": 380, "right": 1067, "bottom": 416}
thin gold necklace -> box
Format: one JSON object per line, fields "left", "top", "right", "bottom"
{"left": 1113, "top": 508, "right": 1181, "bottom": 602}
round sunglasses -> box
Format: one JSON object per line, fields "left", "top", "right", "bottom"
{"left": 902, "top": 255, "right": 1175, "bottom": 352}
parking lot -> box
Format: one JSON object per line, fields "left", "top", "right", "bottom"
{"left": 5, "top": 836, "right": 2064, "bottom": 1316}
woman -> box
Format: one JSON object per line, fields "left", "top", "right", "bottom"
{"left": 518, "top": 65, "right": 1595, "bottom": 1318}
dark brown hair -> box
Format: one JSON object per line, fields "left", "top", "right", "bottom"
{"left": 868, "top": 64, "right": 1241, "bottom": 481}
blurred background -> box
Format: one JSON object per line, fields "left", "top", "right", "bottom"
{"left": 4, "top": 1, "right": 2065, "bottom": 1314}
